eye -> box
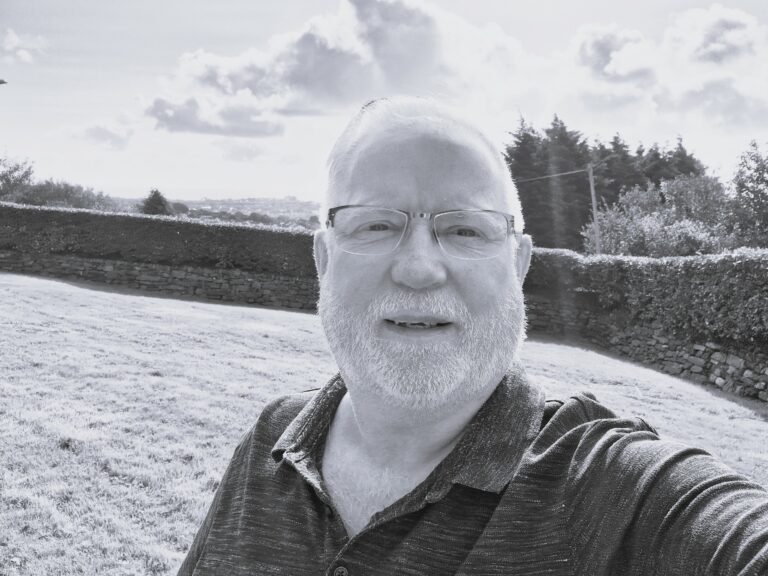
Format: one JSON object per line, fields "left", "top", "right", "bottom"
{"left": 350, "top": 219, "right": 402, "bottom": 235}
{"left": 444, "top": 226, "right": 485, "bottom": 239}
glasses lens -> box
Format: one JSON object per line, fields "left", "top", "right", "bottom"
{"left": 332, "top": 207, "right": 407, "bottom": 255}
{"left": 434, "top": 211, "right": 509, "bottom": 259}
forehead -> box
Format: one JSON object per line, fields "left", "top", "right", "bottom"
{"left": 336, "top": 124, "right": 509, "bottom": 212}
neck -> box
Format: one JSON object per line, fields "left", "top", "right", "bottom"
{"left": 334, "top": 370, "right": 503, "bottom": 471}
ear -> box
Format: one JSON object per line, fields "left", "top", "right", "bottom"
{"left": 515, "top": 234, "right": 533, "bottom": 285}
{"left": 313, "top": 229, "right": 329, "bottom": 279}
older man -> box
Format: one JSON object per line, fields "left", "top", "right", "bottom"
{"left": 178, "top": 98, "right": 768, "bottom": 575}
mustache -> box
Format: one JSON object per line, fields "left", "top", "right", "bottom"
{"left": 366, "top": 291, "right": 471, "bottom": 323}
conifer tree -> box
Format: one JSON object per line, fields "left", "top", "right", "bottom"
{"left": 140, "top": 189, "right": 173, "bottom": 215}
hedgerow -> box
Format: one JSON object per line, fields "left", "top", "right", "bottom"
{"left": 0, "top": 202, "right": 316, "bottom": 277}
{"left": 526, "top": 248, "right": 768, "bottom": 345}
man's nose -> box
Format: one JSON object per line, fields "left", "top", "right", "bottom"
{"left": 389, "top": 220, "right": 448, "bottom": 290}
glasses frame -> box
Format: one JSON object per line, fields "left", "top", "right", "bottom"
{"left": 326, "top": 204, "right": 520, "bottom": 260}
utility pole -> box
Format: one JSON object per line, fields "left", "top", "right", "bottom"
{"left": 515, "top": 157, "right": 613, "bottom": 254}
{"left": 587, "top": 163, "right": 602, "bottom": 254}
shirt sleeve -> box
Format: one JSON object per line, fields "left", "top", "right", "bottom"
{"left": 567, "top": 415, "right": 768, "bottom": 575}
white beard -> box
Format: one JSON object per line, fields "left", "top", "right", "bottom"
{"left": 318, "top": 279, "right": 527, "bottom": 411}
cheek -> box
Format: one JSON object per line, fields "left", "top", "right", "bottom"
{"left": 458, "top": 262, "right": 517, "bottom": 314}
{"left": 326, "top": 254, "right": 389, "bottom": 307}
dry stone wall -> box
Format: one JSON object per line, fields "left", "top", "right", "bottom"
{"left": 525, "top": 249, "right": 768, "bottom": 403}
{"left": 0, "top": 202, "right": 317, "bottom": 309}
{"left": 0, "top": 250, "right": 318, "bottom": 310}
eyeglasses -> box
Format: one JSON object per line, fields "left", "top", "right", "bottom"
{"left": 326, "top": 205, "right": 519, "bottom": 260}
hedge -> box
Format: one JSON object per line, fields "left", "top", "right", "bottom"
{"left": 525, "top": 248, "right": 768, "bottom": 346}
{"left": 0, "top": 202, "right": 315, "bottom": 277}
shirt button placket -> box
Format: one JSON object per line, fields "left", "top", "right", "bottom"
{"left": 332, "top": 566, "right": 349, "bottom": 576}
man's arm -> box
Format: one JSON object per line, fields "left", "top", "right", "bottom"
{"left": 567, "top": 410, "right": 768, "bottom": 575}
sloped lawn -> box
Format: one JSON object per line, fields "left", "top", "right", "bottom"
{"left": 1, "top": 272, "right": 767, "bottom": 575}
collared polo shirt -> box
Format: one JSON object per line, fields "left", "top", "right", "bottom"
{"left": 177, "top": 368, "right": 768, "bottom": 575}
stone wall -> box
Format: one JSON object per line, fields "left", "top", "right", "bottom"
{"left": 0, "top": 202, "right": 317, "bottom": 310}
{"left": 524, "top": 249, "right": 768, "bottom": 403}
{"left": 0, "top": 250, "right": 317, "bottom": 310}
{"left": 527, "top": 295, "right": 768, "bottom": 402}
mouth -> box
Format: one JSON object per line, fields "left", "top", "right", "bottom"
{"left": 384, "top": 319, "right": 453, "bottom": 329}
{"left": 379, "top": 315, "right": 457, "bottom": 342}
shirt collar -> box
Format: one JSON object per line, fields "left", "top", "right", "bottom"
{"left": 271, "top": 373, "right": 346, "bottom": 465}
{"left": 271, "top": 364, "right": 545, "bottom": 495}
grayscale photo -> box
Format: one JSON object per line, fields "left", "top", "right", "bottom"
{"left": 1, "top": 1, "right": 768, "bottom": 575}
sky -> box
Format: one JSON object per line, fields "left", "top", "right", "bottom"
{"left": 2, "top": 0, "right": 768, "bottom": 202}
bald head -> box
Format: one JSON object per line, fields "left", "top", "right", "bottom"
{"left": 323, "top": 97, "right": 524, "bottom": 233}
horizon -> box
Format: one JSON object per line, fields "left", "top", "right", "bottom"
{"left": 2, "top": 0, "right": 768, "bottom": 201}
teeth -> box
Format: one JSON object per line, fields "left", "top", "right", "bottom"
{"left": 391, "top": 320, "right": 446, "bottom": 328}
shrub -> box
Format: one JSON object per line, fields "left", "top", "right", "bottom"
{"left": 8, "top": 179, "right": 119, "bottom": 211}
{"left": 171, "top": 202, "right": 189, "bottom": 214}
{"left": 732, "top": 141, "right": 768, "bottom": 247}
{"left": 582, "top": 176, "right": 738, "bottom": 256}
{"left": 0, "top": 156, "right": 34, "bottom": 199}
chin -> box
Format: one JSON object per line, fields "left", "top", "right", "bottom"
{"left": 326, "top": 320, "right": 524, "bottom": 412}
{"left": 318, "top": 282, "right": 526, "bottom": 410}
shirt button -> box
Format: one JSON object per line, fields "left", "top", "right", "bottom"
{"left": 333, "top": 566, "right": 349, "bottom": 576}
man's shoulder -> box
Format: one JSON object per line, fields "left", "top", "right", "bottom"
{"left": 235, "top": 389, "right": 318, "bottom": 454}
{"left": 527, "top": 391, "right": 683, "bottom": 496}
{"left": 536, "top": 391, "right": 659, "bottom": 447}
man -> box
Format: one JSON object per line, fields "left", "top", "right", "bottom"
{"left": 178, "top": 98, "right": 768, "bottom": 575}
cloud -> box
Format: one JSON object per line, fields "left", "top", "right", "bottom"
{"left": 2, "top": 28, "right": 46, "bottom": 64}
{"left": 348, "top": 0, "right": 445, "bottom": 93}
{"left": 168, "top": 0, "right": 445, "bottom": 108}
{"left": 566, "top": 4, "right": 768, "bottom": 126}
{"left": 651, "top": 5, "right": 768, "bottom": 124}
{"left": 669, "top": 80, "right": 768, "bottom": 127}
{"left": 665, "top": 3, "right": 760, "bottom": 64}
{"left": 146, "top": 97, "right": 284, "bottom": 137}
{"left": 575, "top": 26, "right": 655, "bottom": 84}
{"left": 83, "top": 124, "right": 133, "bottom": 150}
{"left": 146, "top": 0, "right": 526, "bottom": 138}
{"left": 143, "top": 0, "right": 768, "bottom": 153}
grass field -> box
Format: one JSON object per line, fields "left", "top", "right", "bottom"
{"left": 2, "top": 272, "right": 768, "bottom": 575}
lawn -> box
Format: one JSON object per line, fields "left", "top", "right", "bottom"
{"left": 1, "top": 272, "right": 768, "bottom": 575}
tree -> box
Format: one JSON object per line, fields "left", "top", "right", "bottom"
{"left": 140, "top": 189, "right": 173, "bottom": 215}
{"left": 506, "top": 116, "right": 592, "bottom": 250}
{"left": 505, "top": 119, "right": 550, "bottom": 246}
{"left": 540, "top": 116, "right": 592, "bottom": 250}
{"left": 669, "top": 138, "right": 705, "bottom": 176}
{"left": 505, "top": 117, "right": 710, "bottom": 252}
{"left": 0, "top": 156, "right": 34, "bottom": 199}
{"left": 660, "top": 175, "right": 732, "bottom": 228}
{"left": 732, "top": 141, "right": 768, "bottom": 246}
{"left": 636, "top": 139, "right": 705, "bottom": 187}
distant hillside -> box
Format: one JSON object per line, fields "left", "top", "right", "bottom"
{"left": 182, "top": 196, "right": 320, "bottom": 219}
{"left": 111, "top": 195, "right": 322, "bottom": 230}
